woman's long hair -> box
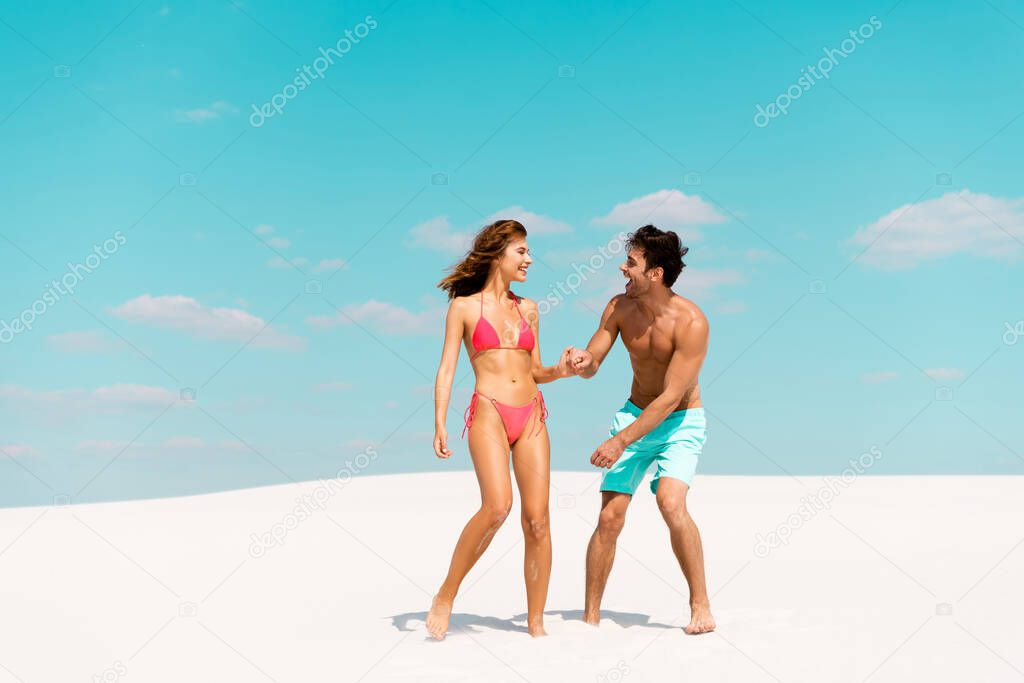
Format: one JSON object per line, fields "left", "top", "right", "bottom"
{"left": 438, "top": 220, "right": 527, "bottom": 300}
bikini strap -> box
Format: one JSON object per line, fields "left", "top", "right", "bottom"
{"left": 510, "top": 292, "right": 527, "bottom": 325}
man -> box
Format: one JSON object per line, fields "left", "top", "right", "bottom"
{"left": 568, "top": 224, "right": 715, "bottom": 635}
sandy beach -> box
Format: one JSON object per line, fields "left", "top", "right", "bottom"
{"left": 1, "top": 471, "right": 1021, "bottom": 682}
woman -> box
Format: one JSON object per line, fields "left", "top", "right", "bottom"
{"left": 428, "top": 219, "right": 572, "bottom": 639}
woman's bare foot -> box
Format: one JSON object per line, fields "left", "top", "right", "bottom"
{"left": 582, "top": 609, "right": 600, "bottom": 626}
{"left": 527, "top": 618, "right": 548, "bottom": 637}
{"left": 684, "top": 602, "right": 715, "bottom": 634}
{"left": 426, "top": 593, "right": 454, "bottom": 640}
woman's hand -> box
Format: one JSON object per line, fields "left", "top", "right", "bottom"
{"left": 557, "top": 346, "right": 576, "bottom": 378}
{"left": 434, "top": 427, "right": 452, "bottom": 459}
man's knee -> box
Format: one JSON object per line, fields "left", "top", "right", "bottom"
{"left": 597, "top": 506, "right": 627, "bottom": 538}
{"left": 656, "top": 490, "right": 689, "bottom": 522}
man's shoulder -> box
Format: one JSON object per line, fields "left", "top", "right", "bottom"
{"left": 671, "top": 295, "right": 708, "bottom": 331}
{"left": 606, "top": 293, "right": 629, "bottom": 310}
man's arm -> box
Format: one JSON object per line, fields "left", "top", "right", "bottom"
{"left": 605, "top": 315, "right": 708, "bottom": 448}
{"left": 574, "top": 296, "right": 622, "bottom": 378}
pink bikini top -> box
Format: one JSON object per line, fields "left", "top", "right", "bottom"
{"left": 471, "top": 291, "right": 535, "bottom": 359}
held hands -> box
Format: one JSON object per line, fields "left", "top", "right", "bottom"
{"left": 564, "top": 346, "right": 593, "bottom": 376}
{"left": 433, "top": 426, "right": 452, "bottom": 459}
{"left": 557, "top": 346, "right": 576, "bottom": 378}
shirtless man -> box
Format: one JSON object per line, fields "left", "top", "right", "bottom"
{"left": 568, "top": 224, "right": 715, "bottom": 635}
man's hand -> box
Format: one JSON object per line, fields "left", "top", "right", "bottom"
{"left": 590, "top": 436, "right": 626, "bottom": 469}
{"left": 569, "top": 348, "right": 594, "bottom": 376}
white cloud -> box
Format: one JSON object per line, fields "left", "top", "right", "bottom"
{"left": 313, "top": 258, "right": 346, "bottom": 273}
{"left": 267, "top": 256, "right": 308, "bottom": 270}
{"left": 716, "top": 300, "right": 747, "bottom": 314}
{"left": 675, "top": 268, "right": 745, "bottom": 298}
{"left": 1, "top": 444, "right": 40, "bottom": 458}
{"left": 407, "top": 216, "right": 472, "bottom": 254}
{"left": 46, "top": 331, "right": 119, "bottom": 354}
{"left": 73, "top": 437, "right": 245, "bottom": 457}
{"left": 408, "top": 208, "right": 572, "bottom": 254}
{"left": 1, "top": 383, "right": 181, "bottom": 415}
{"left": 109, "top": 294, "right": 305, "bottom": 351}
{"left": 74, "top": 440, "right": 146, "bottom": 455}
{"left": 592, "top": 189, "right": 727, "bottom": 237}
{"left": 577, "top": 266, "right": 744, "bottom": 312}
{"left": 306, "top": 300, "right": 441, "bottom": 335}
{"left": 164, "top": 436, "right": 206, "bottom": 449}
{"left": 255, "top": 224, "right": 274, "bottom": 235}
{"left": 266, "top": 237, "right": 291, "bottom": 248}
{"left": 158, "top": 5, "right": 171, "bottom": 16}
{"left": 174, "top": 100, "right": 237, "bottom": 123}
{"left": 861, "top": 371, "right": 900, "bottom": 384}
{"left": 924, "top": 367, "right": 965, "bottom": 381}
{"left": 483, "top": 206, "right": 572, "bottom": 235}
{"left": 849, "top": 190, "right": 1024, "bottom": 269}
{"left": 744, "top": 248, "right": 775, "bottom": 262}
{"left": 312, "top": 381, "right": 353, "bottom": 393}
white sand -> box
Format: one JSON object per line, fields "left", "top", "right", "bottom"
{"left": 0, "top": 472, "right": 1022, "bottom": 682}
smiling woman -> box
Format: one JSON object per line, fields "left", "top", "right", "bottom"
{"left": 429, "top": 218, "right": 575, "bottom": 640}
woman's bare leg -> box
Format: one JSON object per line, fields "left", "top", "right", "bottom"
{"left": 426, "top": 406, "right": 512, "bottom": 640}
{"left": 511, "top": 415, "right": 551, "bottom": 637}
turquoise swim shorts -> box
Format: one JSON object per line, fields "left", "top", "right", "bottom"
{"left": 600, "top": 399, "right": 707, "bottom": 494}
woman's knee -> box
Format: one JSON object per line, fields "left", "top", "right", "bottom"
{"left": 481, "top": 499, "right": 513, "bottom": 528}
{"left": 521, "top": 510, "right": 550, "bottom": 541}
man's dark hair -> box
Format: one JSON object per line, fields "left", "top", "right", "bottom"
{"left": 625, "top": 225, "right": 689, "bottom": 287}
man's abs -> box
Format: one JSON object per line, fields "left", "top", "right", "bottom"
{"left": 628, "top": 373, "right": 702, "bottom": 411}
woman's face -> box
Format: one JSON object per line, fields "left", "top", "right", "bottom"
{"left": 497, "top": 237, "right": 532, "bottom": 282}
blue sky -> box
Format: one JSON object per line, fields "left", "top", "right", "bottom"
{"left": 1, "top": 0, "right": 1022, "bottom": 507}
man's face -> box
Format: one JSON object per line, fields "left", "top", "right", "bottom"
{"left": 620, "top": 248, "right": 653, "bottom": 297}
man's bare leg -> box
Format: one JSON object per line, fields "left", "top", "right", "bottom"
{"left": 583, "top": 491, "right": 631, "bottom": 625}
{"left": 655, "top": 477, "right": 715, "bottom": 634}
{"left": 426, "top": 420, "right": 512, "bottom": 640}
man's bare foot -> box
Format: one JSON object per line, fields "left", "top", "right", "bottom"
{"left": 426, "top": 593, "right": 454, "bottom": 640}
{"left": 684, "top": 602, "right": 715, "bottom": 634}
{"left": 582, "top": 610, "right": 600, "bottom": 626}
{"left": 527, "top": 619, "right": 548, "bottom": 637}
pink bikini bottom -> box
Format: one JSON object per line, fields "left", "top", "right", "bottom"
{"left": 462, "top": 389, "right": 548, "bottom": 446}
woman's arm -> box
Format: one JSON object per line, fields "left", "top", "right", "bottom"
{"left": 523, "top": 299, "right": 572, "bottom": 385}
{"left": 433, "top": 298, "right": 465, "bottom": 458}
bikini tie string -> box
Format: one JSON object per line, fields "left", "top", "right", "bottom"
{"left": 461, "top": 392, "right": 479, "bottom": 439}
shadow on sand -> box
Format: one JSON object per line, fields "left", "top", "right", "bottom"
{"left": 390, "top": 608, "right": 675, "bottom": 638}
